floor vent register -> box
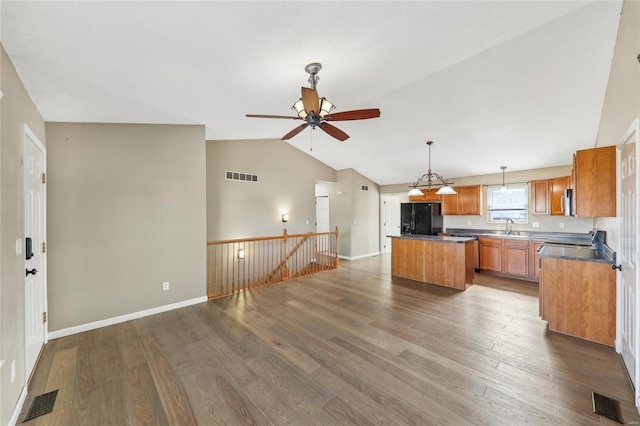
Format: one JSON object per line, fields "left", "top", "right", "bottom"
{"left": 592, "top": 391, "right": 624, "bottom": 424}
{"left": 23, "top": 389, "right": 58, "bottom": 422}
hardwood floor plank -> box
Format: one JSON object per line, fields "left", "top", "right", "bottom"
{"left": 139, "top": 334, "right": 197, "bottom": 425}
{"left": 126, "top": 363, "right": 170, "bottom": 426}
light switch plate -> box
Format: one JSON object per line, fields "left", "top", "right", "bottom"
{"left": 15, "top": 239, "right": 22, "bottom": 256}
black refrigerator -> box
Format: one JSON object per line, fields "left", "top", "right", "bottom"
{"left": 401, "top": 202, "right": 443, "bottom": 235}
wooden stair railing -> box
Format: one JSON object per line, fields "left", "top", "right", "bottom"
{"left": 207, "top": 227, "right": 339, "bottom": 299}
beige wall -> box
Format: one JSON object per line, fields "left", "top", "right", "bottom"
{"left": 381, "top": 165, "right": 594, "bottom": 234}
{"left": 206, "top": 139, "right": 336, "bottom": 240}
{"left": 46, "top": 123, "right": 207, "bottom": 332}
{"left": 594, "top": 0, "right": 640, "bottom": 252}
{"left": 1, "top": 45, "right": 46, "bottom": 426}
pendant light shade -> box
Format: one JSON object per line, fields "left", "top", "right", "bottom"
{"left": 407, "top": 141, "right": 456, "bottom": 196}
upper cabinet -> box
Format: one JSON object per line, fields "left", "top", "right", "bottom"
{"left": 409, "top": 188, "right": 442, "bottom": 202}
{"left": 531, "top": 180, "right": 550, "bottom": 215}
{"left": 572, "top": 145, "right": 616, "bottom": 217}
{"left": 442, "top": 185, "right": 483, "bottom": 215}
{"left": 531, "top": 176, "right": 570, "bottom": 216}
{"left": 550, "top": 176, "right": 570, "bottom": 216}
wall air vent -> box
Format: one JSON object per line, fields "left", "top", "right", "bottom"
{"left": 225, "top": 171, "right": 259, "bottom": 183}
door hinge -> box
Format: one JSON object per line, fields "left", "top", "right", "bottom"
{"left": 42, "top": 242, "right": 46, "bottom": 253}
{"left": 43, "top": 312, "right": 47, "bottom": 323}
{"left": 41, "top": 173, "right": 46, "bottom": 184}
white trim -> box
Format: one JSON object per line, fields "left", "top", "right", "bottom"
{"left": 8, "top": 385, "right": 28, "bottom": 426}
{"left": 338, "top": 251, "right": 381, "bottom": 261}
{"left": 48, "top": 296, "right": 207, "bottom": 340}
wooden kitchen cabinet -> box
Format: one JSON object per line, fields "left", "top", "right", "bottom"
{"left": 550, "top": 176, "right": 570, "bottom": 215}
{"left": 479, "top": 237, "right": 502, "bottom": 272}
{"left": 442, "top": 185, "right": 482, "bottom": 215}
{"left": 503, "top": 239, "right": 529, "bottom": 276}
{"left": 540, "top": 257, "right": 616, "bottom": 346}
{"left": 531, "top": 180, "right": 549, "bottom": 215}
{"left": 572, "top": 145, "right": 616, "bottom": 217}
{"left": 531, "top": 176, "right": 570, "bottom": 216}
{"left": 529, "top": 241, "right": 544, "bottom": 281}
{"left": 409, "top": 188, "right": 442, "bottom": 202}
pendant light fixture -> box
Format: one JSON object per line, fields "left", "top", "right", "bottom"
{"left": 407, "top": 141, "right": 456, "bottom": 196}
{"left": 500, "top": 166, "right": 508, "bottom": 193}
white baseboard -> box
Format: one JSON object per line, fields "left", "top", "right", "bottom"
{"left": 48, "top": 296, "right": 207, "bottom": 340}
{"left": 9, "top": 385, "right": 28, "bottom": 426}
{"left": 338, "top": 251, "right": 381, "bottom": 261}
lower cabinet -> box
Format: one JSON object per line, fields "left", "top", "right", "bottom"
{"left": 479, "top": 237, "right": 540, "bottom": 282}
{"left": 540, "top": 257, "right": 615, "bottom": 346}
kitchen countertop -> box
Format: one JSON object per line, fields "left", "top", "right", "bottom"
{"left": 538, "top": 243, "right": 615, "bottom": 264}
{"left": 391, "top": 234, "right": 476, "bottom": 244}
{"left": 445, "top": 228, "right": 593, "bottom": 245}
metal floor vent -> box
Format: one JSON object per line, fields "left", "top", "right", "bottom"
{"left": 23, "top": 389, "right": 58, "bottom": 422}
{"left": 592, "top": 391, "right": 624, "bottom": 424}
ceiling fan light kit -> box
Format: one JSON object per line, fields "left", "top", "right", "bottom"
{"left": 246, "top": 62, "right": 380, "bottom": 142}
{"left": 408, "top": 141, "right": 457, "bottom": 196}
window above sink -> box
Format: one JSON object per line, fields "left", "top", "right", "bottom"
{"left": 487, "top": 182, "right": 529, "bottom": 223}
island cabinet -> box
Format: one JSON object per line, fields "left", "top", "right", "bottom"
{"left": 572, "top": 145, "right": 616, "bottom": 217}
{"left": 540, "top": 257, "right": 615, "bottom": 346}
{"left": 531, "top": 176, "right": 570, "bottom": 216}
{"left": 442, "top": 185, "right": 482, "bottom": 215}
{"left": 409, "top": 188, "right": 442, "bottom": 202}
{"left": 391, "top": 237, "right": 475, "bottom": 290}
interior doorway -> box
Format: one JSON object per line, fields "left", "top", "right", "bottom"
{"left": 315, "top": 195, "right": 330, "bottom": 233}
{"left": 23, "top": 124, "right": 47, "bottom": 382}
{"left": 616, "top": 119, "right": 639, "bottom": 408}
{"left": 380, "top": 195, "right": 401, "bottom": 254}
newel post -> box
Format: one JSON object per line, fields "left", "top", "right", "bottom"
{"left": 334, "top": 226, "right": 340, "bottom": 268}
{"left": 282, "top": 229, "right": 289, "bottom": 280}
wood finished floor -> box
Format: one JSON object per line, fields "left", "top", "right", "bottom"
{"left": 22, "top": 254, "right": 640, "bottom": 425}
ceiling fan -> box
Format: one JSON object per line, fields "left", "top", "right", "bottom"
{"left": 246, "top": 63, "right": 380, "bottom": 142}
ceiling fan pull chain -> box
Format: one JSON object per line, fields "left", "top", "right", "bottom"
{"left": 310, "top": 127, "right": 314, "bottom": 151}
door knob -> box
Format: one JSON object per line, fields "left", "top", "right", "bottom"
{"left": 612, "top": 264, "right": 622, "bottom": 271}
{"left": 25, "top": 268, "right": 37, "bottom": 276}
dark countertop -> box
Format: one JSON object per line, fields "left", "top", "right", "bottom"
{"left": 538, "top": 243, "right": 616, "bottom": 264}
{"left": 390, "top": 234, "right": 476, "bottom": 244}
{"left": 445, "top": 228, "right": 593, "bottom": 245}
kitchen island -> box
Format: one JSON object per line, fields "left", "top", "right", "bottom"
{"left": 391, "top": 235, "right": 476, "bottom": 290}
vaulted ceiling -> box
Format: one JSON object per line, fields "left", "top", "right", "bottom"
{"left": 1, "top": 1, "right": 622, "bottom": 185}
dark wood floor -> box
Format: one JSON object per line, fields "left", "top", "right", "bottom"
{"left": 22, "top": 254, "right": 640, "bottom": 425}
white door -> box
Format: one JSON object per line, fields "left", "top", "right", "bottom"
{"left": 315, "top": 195, "right": 330, "bottom": 233}
{"left": 23, "top": 125, "right": 47, "bottom": 380}
{"left": 617, "top": 119, "right": 639, "bottom": 405}
{"left": 381, "top": 196, "right": 401, "bottom": 254}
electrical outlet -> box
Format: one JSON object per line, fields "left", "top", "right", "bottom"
{"left": 467, "top": 220, "right": 472, "bottom": 226}
{"left": 532, "top": 222, "right": 540, "bottom": 228}
{"left": 306, "top": 219, "right": 309, "bottom": 225}
{"left": 15, "top": 239, "right": 22, "bottom": 256}
{"left": 162, "top": 281, "right": 170, "bottom": 291}
{"left": 559, "top": 223, "right": 565, "bottom": 229}
{"left": 11, "top": 360, "right": 15, "bottom": 383}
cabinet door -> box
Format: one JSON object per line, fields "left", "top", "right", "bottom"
{"left": 574, "top": 146, "right": 616, "bottom": 217}
{"left": 423, "top": 189, "right": 442, "bottom": 202}
{"left": 503, "top": 240, "right": 529, "bottom": 276}
{"left": 442, "top": 191, "right": 459, "bottom": 215}
{"left": 531, "top": 180, "right": 549, "bottom": 215}
{"left": 458, "top": 185, "right": 482, "bottom": 215}
{"left": 479, "top": 237, "right": 502, "bottom": 272}
{"left": 529, "top": 241, "right": 544, "bottom": 280}
{"left": 550, "top": 176, "right": 570, "bottom": 216}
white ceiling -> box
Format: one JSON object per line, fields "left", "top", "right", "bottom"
{"left": 1, "top": 1, "right": 622, "bottom": 186}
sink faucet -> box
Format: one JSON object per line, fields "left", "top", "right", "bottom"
{"left": 505, "top": 218, "right": 514, "bottom": 235}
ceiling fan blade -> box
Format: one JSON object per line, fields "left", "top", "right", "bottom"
{"left": 301, "top": 87, "right": 319, "bottom": 114}
{"left": 324, "top": 109, "right": 381, "bottom": 121}
{"left": 246, "top": 114, "right": 301, "bottom": 120}
{"left": 319, "top": 122, "right": 349, "bottom": 141}
{"left": 281, "top": 123, "right": 309, "bottom": 140}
